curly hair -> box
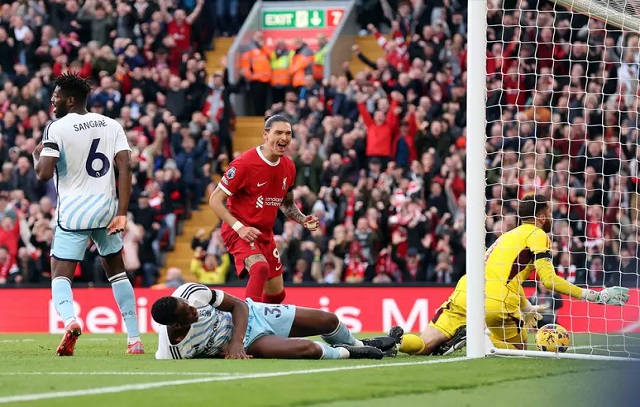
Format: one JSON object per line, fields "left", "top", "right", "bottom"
{"left": 54, "top": 72, "right": 92, "bottom": 105}
{"left": 151, "top": 296, "right": 179, "bottom": 326}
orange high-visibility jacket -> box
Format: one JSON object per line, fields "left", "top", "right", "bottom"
{"left": 270, "top": 50, "right": 294, "bottom": 87}
{"left": 290, "top": 46, "right": 314, "bottom": 88}
{"left": 240, "top": 41, "right": 272, "bottom": 83}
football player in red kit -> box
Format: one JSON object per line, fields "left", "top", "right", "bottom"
{"left": 209, "top": 115, "right": 319, "bottom": 304}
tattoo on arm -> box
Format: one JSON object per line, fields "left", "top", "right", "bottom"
{"left": 280, "top": 191, "right": 306, "bottom": 224}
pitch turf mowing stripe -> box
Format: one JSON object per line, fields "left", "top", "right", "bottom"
{"left": 0, "top": 357, "right": 467, "bottom": 404}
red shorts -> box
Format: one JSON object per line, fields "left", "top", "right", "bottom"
{"left": 221, "top": 228, "right": 283, "bottom": 280}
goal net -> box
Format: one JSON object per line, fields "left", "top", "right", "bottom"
{"left": 466, "top": 0, "right": 640, "bottom": 361}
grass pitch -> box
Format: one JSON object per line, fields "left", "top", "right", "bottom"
{"left": 0, "top": 333, "right": 636, "bottom": 407}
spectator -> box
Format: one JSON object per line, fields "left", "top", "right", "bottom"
{"left": 190, "top": 246, "right": 230, "bottom": 284}
{"left": 0, "top": 245, "right": 18, "bottom": 285}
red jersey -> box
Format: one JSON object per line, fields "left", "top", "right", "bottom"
{"left": 218, "top": 147, "right": 296, "bottom": 237}
{"left": 168, "top": 21, "right": 192, "bottom": 53}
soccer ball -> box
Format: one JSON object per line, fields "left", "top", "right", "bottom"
{"left": 535, "top": 324, "right": 571, "bottom": 353}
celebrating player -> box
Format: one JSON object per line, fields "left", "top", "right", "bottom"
{"left": 152, "top": 283, "right": 397, "bottom": 360}
{"left": 392, "top": 194, "right": 630, "bottom": 355}
{"left": 34, "top": 73, "right": 144, "bottom": 356}
{"left": 209, "top": 115, "right": 318, "bottom": 304}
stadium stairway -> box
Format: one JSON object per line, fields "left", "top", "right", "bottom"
{"left": 233, "top": 116, "right": 266, "bottom": 154}
{"left": 160, "top": 204, "right": 218, "bottom": 283}
{"left": 205, "top": 37, "right": 235, "bottom": 75}
{"left": 349, "top": 35, "right": 385, "bottom": 76}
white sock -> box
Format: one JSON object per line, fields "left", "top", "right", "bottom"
{"left": 64, "top": 317, "right": 76, "bottom": 329}
{"left": 336, "top": 347, "right": 351, "bottom": 359}
{"left": 354, "top": 339, "right": 364, "bottom": 347}
{"left": 128, "top": 336, "right": 141, "bottom": 345}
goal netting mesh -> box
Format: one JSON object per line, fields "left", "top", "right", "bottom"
{"left": 484, "top": 0, "right": 640, "bottom": 359}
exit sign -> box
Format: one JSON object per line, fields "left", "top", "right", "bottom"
{"left": 262, "top": 9, "right": 333, "bottom": 29}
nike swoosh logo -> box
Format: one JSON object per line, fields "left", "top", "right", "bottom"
{"left": 275, "top": 264, "right": 282, "bottom": 271}
{"left": 257, "top": 182, "right": 267, "bottom": 187}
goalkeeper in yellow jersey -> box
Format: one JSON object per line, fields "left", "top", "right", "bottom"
{"left": 391, "top": 194, "right": 630, "bottom": 356}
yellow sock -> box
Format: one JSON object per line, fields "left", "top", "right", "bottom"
{"left": 399, "top": 334, "right": 426, "bottom": 355}
{"left": 490, "top": 337, "right": 520, "bottom": 350}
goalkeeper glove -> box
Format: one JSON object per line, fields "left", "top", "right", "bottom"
{"left": 521, "top": 300, "right": 550, "bottom": 329}
{"left": 582, "top": 286, "right": 630, "bottom": 306}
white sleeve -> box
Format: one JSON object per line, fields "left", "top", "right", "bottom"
{"left": 114, "top": 122, "right": 131, "bottom": 154}
{"left": 155, "top": 327, "right": 173, "bottom": 360}
{"left": 173, "top": 283, "right": 213, "bottom": 305}
{"left": 210, "top": 289, "right": 224, "bottom": 308}
{"left": 40, "top": 122, "right": 61, "bottom": 158}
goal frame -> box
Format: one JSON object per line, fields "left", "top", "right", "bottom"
{"left": 464, "top": 0, "right": 637, "bottom": 362}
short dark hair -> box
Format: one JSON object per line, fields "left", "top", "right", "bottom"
{"left": 264, "top": 114, "right": 291, "bottom": 130}
{"left": 54, "top": 72, "right": 92, "bottom": 105}
{"left": 151, "top": 296, "right": 179, "bottom": 326}
{"left": 518, "top": 194, "right": 549, "bottom": 222}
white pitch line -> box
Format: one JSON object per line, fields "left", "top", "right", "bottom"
{"left": 0, "top": 357, "right": 466, "bottom": 404}
{"left": 0, "top": 372, "right": 242, "bottom": 376}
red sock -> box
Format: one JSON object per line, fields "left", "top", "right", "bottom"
{"left": 262, "top": 289, "right": 286, "bottom": 304}
{"left": 245, "top": 262, "right": 269, "bottom": 302}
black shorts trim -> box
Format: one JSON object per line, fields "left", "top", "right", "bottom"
{"left": 51, "top": 254, "right": 83, "bottom": 263}
{"left": 100, "top": 247, "right": 124, "bottom": 259}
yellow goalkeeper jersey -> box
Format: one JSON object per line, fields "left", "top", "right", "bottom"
{"left": 458, "top": 223, "right": 583, "bottom": 315}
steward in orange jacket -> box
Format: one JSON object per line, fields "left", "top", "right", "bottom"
{"left": 290, "top": 38, "right": 314, "bottom": 91}
{"left": 240, "top": 31, "right": 272, "bottom": 115}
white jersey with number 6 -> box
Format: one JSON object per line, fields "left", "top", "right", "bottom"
{"left": 40, "top": 112, "right": 131, "bottom": 231}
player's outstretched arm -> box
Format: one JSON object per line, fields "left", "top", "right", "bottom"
{"left": 107, "top": 150, "right": 132, "bottom": 235}
{"left": 534, "top": 255, "right": 629, "bottom": 306}
{"left": 214, "top": 291, "right": 252, "bottom": 359}
{"left": 280, "top": 190, "right": 319, "bottom": 231}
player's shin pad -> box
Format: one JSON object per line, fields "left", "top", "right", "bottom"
{"left": 321, "top": 322, "right": 360, "bottom": 347}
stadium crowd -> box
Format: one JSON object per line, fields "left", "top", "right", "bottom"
{"left": 0, "top": 0, "right": 639, "bottom": 289}
{"left": 0, "top": 0, "right": 228, "bottom": 286}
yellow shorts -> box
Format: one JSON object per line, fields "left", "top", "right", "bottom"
{"left": 429, "top": 290, "right": 465, "bottom": 339}
{"left": 429, "top": 291, "right": 527, "bottom": 346}
{"left": 485, "top": 300, "right": 527, "bottom": 347}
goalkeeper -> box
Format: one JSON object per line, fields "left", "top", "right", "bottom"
{"left": 391, "top": 194, "right": 630, "bottom": 355}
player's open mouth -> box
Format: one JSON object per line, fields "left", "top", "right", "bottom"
{"left": 276, "top": 141, "right": 288, "bottom": 152}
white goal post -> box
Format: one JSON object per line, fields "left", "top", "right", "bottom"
{"left": 466, "top": 0, "right": 640, "bottom": 361}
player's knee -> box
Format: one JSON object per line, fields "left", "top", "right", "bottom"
{"left": 248, "top": 260, "right": 269, "bottom": 277}
{"left": 299, "top": 341, "right": 323, "bottom": 359}
{"left": 322, "top": 312, "right": 340, "bottom": 333}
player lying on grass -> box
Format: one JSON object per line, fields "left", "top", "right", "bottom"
{"left": 209, "top": 115, "right": 319, "bottom": 306}
{"left": 151, "top": 283, "right": 397, "bottom": 360}
{"left": 391, "top": 194, "right": 629, "bottom": 356}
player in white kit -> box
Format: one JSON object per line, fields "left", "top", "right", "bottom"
{"left": 33, "top": 73, "right": 144, "bottom": 356}
{"left": 153, "top": 283, "right": 398, "bottom": 360}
